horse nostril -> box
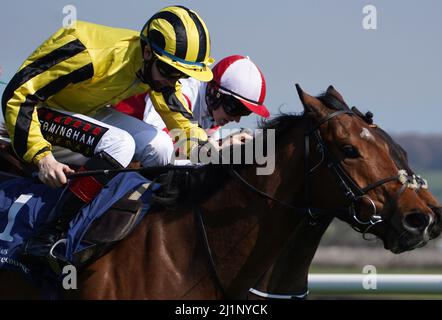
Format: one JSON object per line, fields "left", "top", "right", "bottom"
{"left": 403, "top": 212, "right": 431, "bottom": 233}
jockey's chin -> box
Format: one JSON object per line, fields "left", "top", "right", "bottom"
{"left": 150, "top": 81, "right": 171, "bottom": 93}
{"left": 212, "top": 108, "right": 242, "bottom": 126}
{"left": 149, "top": 62, "right": 180, "bottom": 92}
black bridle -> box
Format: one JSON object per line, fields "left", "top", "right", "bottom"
{"left": 233, "top": 110, "right": 397, "bottom": 231}
{"left": 195, "top": 109, "right": 427, "bottom": 299}
{"left": 233, "top": 110, "right": 427, "bottom": 232}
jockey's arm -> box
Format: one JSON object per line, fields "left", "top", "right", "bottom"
{"left": 149, "top": 85, "right": 208, "bottom": 158}
{"left": 219, "top": 129, "right": 254, "bottom": 148}
{"left": 1, "top": 35, "right": 93, "bottom": 186}
{"left": 205, "top": 130, "right": 254, "bottom": 154}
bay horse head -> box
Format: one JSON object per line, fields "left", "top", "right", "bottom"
{"left": 295, "top": 83, "right": 441, "bottom": 253}
{"left": 249, "top": 85, "right": 442, "bottom": 300}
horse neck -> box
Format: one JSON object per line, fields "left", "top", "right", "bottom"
{"left": 199, "top": 122, "right": 314, "bottom": 298}
{"left": 254, "top": 215, "right": 334, "bottom": 297}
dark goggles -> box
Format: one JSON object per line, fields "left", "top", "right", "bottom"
{"left": 156, "top": 59, "right": 190, "bottom": 79}
{"left": 222, "top": 94, "right": 252, "bottom": 117}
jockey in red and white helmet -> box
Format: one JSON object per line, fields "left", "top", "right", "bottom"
{"left": 114, "top": 55, "right": 269, "bottom": 142}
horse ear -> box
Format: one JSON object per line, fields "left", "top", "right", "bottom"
{"left": 326, "top": 85, "right": 346, "bottom": 104}
{"left": 295, "top": 83, "right": 329, "bottom": 119}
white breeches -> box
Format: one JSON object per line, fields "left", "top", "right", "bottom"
{"left": 50, "top": 107, "right": 173, "bottom": 167}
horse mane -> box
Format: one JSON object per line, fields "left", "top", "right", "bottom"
{"left": 258, "top": 112, "right": 307, "bottom": 138}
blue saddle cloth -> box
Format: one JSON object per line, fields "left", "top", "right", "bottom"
{"left": 0, "top": 172, "right": 155, "bottom": 281}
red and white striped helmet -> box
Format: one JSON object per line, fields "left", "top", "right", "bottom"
{"left": 211, "top": 55, "right": 269, "bottom": 118}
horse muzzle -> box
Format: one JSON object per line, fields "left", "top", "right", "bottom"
{"left": 388, "top": 209, "right": 436, "bottom": 253}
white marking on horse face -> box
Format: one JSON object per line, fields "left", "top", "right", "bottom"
{"left": 360, "top": 128, "right": 375, "bottom": 142}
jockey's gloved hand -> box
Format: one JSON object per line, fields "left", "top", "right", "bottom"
{"left": 36, "top": 153, "right": 74, "bottom": 188}
{"left": 219, "top": 130, "right": 253, "bottom": 149}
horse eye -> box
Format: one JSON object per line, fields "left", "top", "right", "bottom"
{"left": 341, "top": 145, "right": 360, "bottom": 158}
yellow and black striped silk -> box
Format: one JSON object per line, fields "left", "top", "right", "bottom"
{"left": 2, "top": 20, "right": 207, "bottom": 164}
{"left": 1, "top": 37, "right": 94, "bottom": 164}
{"left": 141, "top": 6, "right": 211, "bottom": 68}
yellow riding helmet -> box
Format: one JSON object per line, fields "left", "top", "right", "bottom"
{"left": 140, "top": 6, "right": 215, "bottom": 82}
